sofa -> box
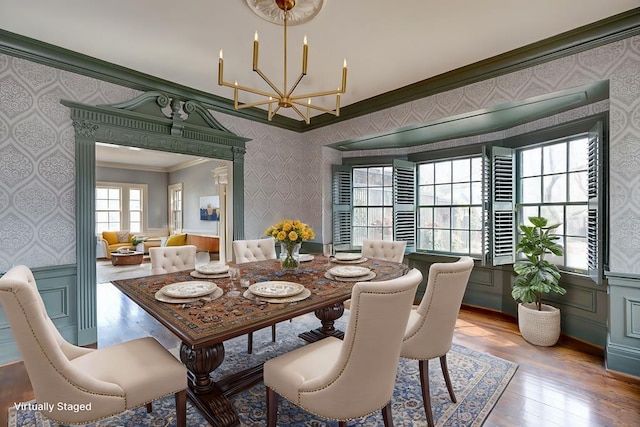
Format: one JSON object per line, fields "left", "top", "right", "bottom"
{"left": 99, "top": 231, "right": 134, "bottom": 259}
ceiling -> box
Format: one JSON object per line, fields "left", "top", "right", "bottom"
{"left": 1, "top": 0, "right": 636, "bottom": 165}
{"left": 2, "top": 0, "right": 636, "bottom": 120}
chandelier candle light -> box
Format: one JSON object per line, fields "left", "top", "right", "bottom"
{"left": 218, "top": 0, "right": 347, "bottom": 124}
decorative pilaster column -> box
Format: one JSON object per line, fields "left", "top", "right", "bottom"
{"left": 213, "top": 165, "right": 228, "bottom": 263}
{"left": 232, "top": 146, "right": 245, "bottom": 242}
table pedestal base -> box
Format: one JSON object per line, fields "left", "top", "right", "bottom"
{"left": 299, "top": 302, "right": 345, "bottom": 343}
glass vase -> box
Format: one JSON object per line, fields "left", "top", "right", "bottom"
{"left": 280, "top": 242, "right": 301, "bottom": 269}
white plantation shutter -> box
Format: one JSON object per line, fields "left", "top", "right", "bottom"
{"left": 587, "top": 121, "right": 604, "bottom": 284}
{"left": 481, "top": 147, "right": 490, "bottom": 266}
{"left": 492, "top": 147, "right": 516, "bottom": 265}
{"left": 332, "top": 165, "right": 352, "bottom": 251}
{"left": 393, "top": 159, "right": 416, "bottom": 252}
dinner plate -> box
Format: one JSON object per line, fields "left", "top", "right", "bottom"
{"left": 324, "top": 271, "right": 377, "bottom": 282}
{"left": 328, "top": 266, "right": 371, "bottom": 278}
{"left": 190, "top": 271, "right": 230, "bottom": 279}
{"left": 155, "top": 287, "right": 223, "bottom": 303}
{"left": 195, "top": 262, "right": 229, "bottom": 275}
{"left": 331, "top": 257, "right": 368, "bottom": 264}
{"left": 160, "top": 281, "right": 218, "bottom": 298}
{"left": 334, "top": 252, "right": 363, "bottom": 261}
{"left": 248, "top": 281, "right": 305, "bottom": 298}
{"left": 243, "top": 288, "right": 311, "bottom": 304}
{"left": 298, "top": 254, "right": 314, "bottom": 262}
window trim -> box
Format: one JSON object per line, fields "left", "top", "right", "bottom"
{"left": 96, "top": 181, "right": 148, "bottom": 234}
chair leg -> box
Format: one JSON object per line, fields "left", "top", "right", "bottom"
{"left": 146, "top": 402, "right": 152, "bottom": 413}
{"left": 175, "top": 389, "right": 187, "bottom": 427}
{"left": 338, "top": 422, "right": 348, "bottom": 427}
{"left": 381, "top": 401, "right": 394, "bottom": 427}
{"left": 266, "top": 386, "right": 279, "bottom": 427}
{"left": 439, "top": 354, "right": 457, "bottom": 403}
{"left": 271, "top": 324, "right": 277, "bottom": 342}
{"left": 247, "top": 331, "right": 253, "bottom": 354}
{"left": 419, "top": 359, "right": 435, "bottom": 427}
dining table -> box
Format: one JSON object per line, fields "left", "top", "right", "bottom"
{"left": 111, "top": 255, "right": 409, "bottom": 427}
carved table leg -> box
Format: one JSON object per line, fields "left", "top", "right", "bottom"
{"left": 180, "top": 342, "right": 239, "bottom": 427}
{"left": 299, "top": 302, "right": 345, "bottom": 343}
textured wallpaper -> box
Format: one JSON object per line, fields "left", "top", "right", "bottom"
{"left": 0, "top": 34, "right": 639, "bottom": 274}
{"left": 0, "top": 55, "right": 140, "bottom": 272}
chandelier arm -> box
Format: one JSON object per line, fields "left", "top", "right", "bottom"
{"left": 220, "top": 80, "right": 280, "bottom": 99}
{"left": 289, "top": 104, "right": 309, "bottom": 122}
{"left": 268, "top": 104, "right": 283, "bottom": 121}
{"left": 235, "top": 98, "right": 280, "bottom": 109}
{"left": 286, "top": 72, "right": 306, "bottom": 98}
{"left": 289, "top": 88, "right": 342, "bottom": 100}
{"left": 291, "top": 100, "right": 339, "bottom": 115}
{"left": 254, "top": 67, "right": 285, "bottom": 98}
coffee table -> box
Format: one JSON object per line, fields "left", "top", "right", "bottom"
{"left": 110, "top": 251, "right": 144, "bottom": 266}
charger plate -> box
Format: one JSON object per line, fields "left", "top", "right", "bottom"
{"left": 248, "top": 281, "right": 305, "bottom": 298}
{"left": 161, "top": 281, "right": 218, "bottom": 298}
{"left": 325, "top": 271, "right": 376, "bottom": 282}
{"left": 298, "top": 254, "right": 314, "bottom": 262}
{"left": 243, "top": 288, "right": 311, "bottom": 304}
{"left": 330, "top": 257, "right": 368, "bottom": 264}
{"left": 334, "top": 252, "right": 363, "bottom": 261}
{"left": 155, "top": 287, "right": 223, "bottom": 303}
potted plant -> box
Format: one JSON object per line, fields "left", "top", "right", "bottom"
{"left": 511, "top": 216, "right": 566, "bottom": 346}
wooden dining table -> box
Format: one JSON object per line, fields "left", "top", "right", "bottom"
{"left": 111, "top": 255, "right": 409, "bottom": 427}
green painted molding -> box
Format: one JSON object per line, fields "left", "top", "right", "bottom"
{"left": 605, "top": 271, "right": 640, "bottom": 281}
{"left": 1, "top": 8, "right": 638, "bottom": 132}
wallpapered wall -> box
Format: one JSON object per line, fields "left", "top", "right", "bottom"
{"left": 0, "top": 34, "right": 639, "bottom": 274}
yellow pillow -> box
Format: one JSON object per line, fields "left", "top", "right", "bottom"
{"left": 165, "top": 233, "right": 187, "bottom": 246}
{"left": 102, "top": 231, "right": 118, "bottom": 245}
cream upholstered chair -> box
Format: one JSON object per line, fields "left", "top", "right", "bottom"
{"left": 361, "top": 239, "right": 407, "bottom": 263}
{"left": 232, "top": 237, "right": 277, "bottom": 263}
{"left": 0, "top": 265, "right": 187, "bottom": 426}
{"left": 344, "top": 239, "right": 408, "bottom": 310}
{"left": 233, "top": 237, "right": 277, "bottom": 353}
{"left": 149, "top": 245, "right": 197, "bottom": 274}
{"left": 264, "top": 268, "right": 423, "bottom": 427}
{"left": 400, "top": 256, "right": 474, "bottom": 427}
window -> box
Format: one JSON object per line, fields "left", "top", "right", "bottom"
{"left": 517, "top": 137, "right": 589, "bottom": 273}
{"left": 417, "top": 156, "right": 483, "bottom": 255}
{"left": 332, "top": 116, "right": 605, "bottom": 283}
{"left": 96, "top": 182, "right": 147, "bottom": 233}
{"left": 352, "top": 166, "right": 393, "bottom": 245}
{"left": 96, "top": 187, "right": 121, "bottom": 233}
{"left": 169, "top": 183, "right": 183, "bottom": 234}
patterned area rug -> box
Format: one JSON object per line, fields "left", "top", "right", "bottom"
{"left": 9, "top": 313, "right": 517, "bottom": 426}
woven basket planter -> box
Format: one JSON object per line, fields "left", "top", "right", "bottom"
{"left": 517, "top": 302, "right": 561, "bottom": 346}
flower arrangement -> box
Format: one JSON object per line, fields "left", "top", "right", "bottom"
{"left": 265, "top": 219, "right": 315, "bottom": 268}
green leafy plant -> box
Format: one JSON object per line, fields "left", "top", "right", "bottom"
{"left": 131, "top": 236, "right": 142, "bottom": 246}
{"left": 512, "top": 216, "right": 566, "bottom": 311}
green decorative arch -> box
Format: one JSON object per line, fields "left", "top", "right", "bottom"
{"left": 62, "top": 92, "right": 250, "bottom": 345}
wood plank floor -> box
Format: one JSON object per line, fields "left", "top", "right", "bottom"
{"left": 1, "top": 282, "right": 639, "bottom": 426}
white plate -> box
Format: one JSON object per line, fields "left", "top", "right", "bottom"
{"left": 325, "top": 271, "right": 377, "bottom": 282}
{"left": 248, "top": 281, "right": 305, "bottom": 298}
{"left": 190, "top": 271, "right": 230, "bottom": 279}
{"left": 196, "top": 262, "right": 229, "bottom": 275}
{"left": 331, "top": 257, "right": 368, "bottom": 264}
{"left": 160, "top": 281, "right": 218, "bottom": 298}
{"left": 244, "top": 288, "right": 311, "bottom": 304}
{"left": 334, "top": 252, "right": 363, "bottom": 261}
{"left": 298, "top": 254, "right": 314, "bottom": 262}
{"left": 155, "top": 287, "right": 223, "bottom": 303}
{"left": 328, "top": 266, "right": 371, "bottom": 278}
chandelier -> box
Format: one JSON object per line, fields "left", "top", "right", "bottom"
{"left": 218, "top": 0, "right": 347, "bottom": 124}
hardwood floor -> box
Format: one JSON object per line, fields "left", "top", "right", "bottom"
{"left": 1, "top": 283, "right": 639, "bottom": 426}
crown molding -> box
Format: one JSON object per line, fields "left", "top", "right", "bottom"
{"left": 1, "top": 7, "right": 638, "bottom": 133}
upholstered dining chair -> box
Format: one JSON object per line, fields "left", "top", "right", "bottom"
{"left": 233, "top": 237, "right": 278, "bottom": 353}
{"left": 232, "top": 237, "right": 277, "bottom": 263}
{"left": 361, "top": 239, "right": 407, "bottom": 263}
{"left": 149, "top": 244, "right": 197, "bottom": 274}
{"left": 400, "top": 256, "right": 474, "bottom": 427}
{"left": 0, "top": 265, "right": 187, "bottom": 426}
{"left": 264, "top": 268, "right": 423, "bottom": 427}
{"left": 344, "top": 239, "right": 408, "bottom": 310}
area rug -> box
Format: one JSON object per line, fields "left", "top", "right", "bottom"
{"left": 9, "top": 313, "right": 517, "bottom": 426}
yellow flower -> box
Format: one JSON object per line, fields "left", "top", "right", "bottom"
{"left": 288, "top": 231, "right": 298, "bottom": 241}
{"left": 283, "top": 222, "right": 292, "bottom": 232}
{"left": 276, "top": 231, "right": 287, "bottom": 241}
{"left": 293, "top": 220, "right": 302, "bottom": 228}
